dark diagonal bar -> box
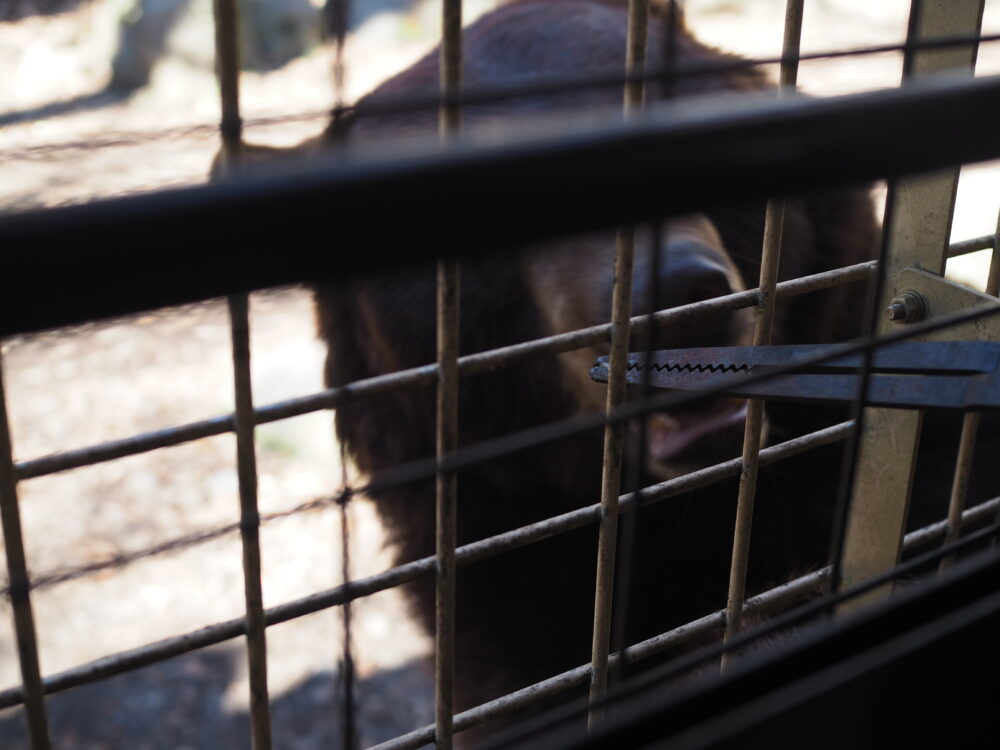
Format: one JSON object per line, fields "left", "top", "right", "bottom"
{"left": 1, "top": 75, "right": 999, "bottom": 337}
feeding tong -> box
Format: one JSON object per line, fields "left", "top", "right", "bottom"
{"left": 590, "top": 341, "right": 1000, "bottom": 411}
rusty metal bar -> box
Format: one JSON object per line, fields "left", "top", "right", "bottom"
{"left": 948, "top": 233, "right": 995, "bottom": 258}
{"left": 13, "top": 261, "right": 873, "bottom": 483}
{"left": 940, "top": 214, "right": 1000, "bottom": 570}
{"left": 722, "top": 0, "right": 804, "bottom": 661}
{"left": 839, "top": 0, "right": 986, "bottom": 608}
{"left": 0, "top": 422, "right": 850, "bottom": 712}
{"left": 939, "top": 413, "right": 982, "bottom": 570}
{"left": 0, "top": 351, "right": 51, "bottom": 748}
{"left": 434, "top": 255, "right": 460, "bottom": 750}
{"left": 722, "top": 201, "right": 783, "bottom": 653}
{"left": 906, "top": 495, "right": 1000, "bottom": 549}
{"left": 325, "top": 0, "right": 351, "bottom": 142}
{"left": 211, "top": 0, "right": 242, "bottom": 165}
{"left": 435, "top": 1, "right": 463, "bottom": 747}
{"left": 227, "top": 294, "right": 273, "bottom": 750}
{"left": 588, "top": 0, "right": 650, "bottom": 718}
{"left": 440, "top": 0, "right": 462, "bottom": 134}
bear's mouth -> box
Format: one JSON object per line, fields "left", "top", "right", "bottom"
{"left": 645, "top": 398, "right": 752, "bottom": 477}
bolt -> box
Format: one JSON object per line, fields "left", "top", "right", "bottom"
{"left": 886, "top": 301, "right": 907, "bottom": 321}
{"left": 885, "top": 290, "right": 927, "bottom": 324}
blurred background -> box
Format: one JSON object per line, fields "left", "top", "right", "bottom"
{"left": 0, "top": 0, "right": 998, "bottom": 747}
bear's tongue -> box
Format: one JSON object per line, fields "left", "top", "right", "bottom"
{"left": 647, "top": 399, "right": 749, "bottom": 462}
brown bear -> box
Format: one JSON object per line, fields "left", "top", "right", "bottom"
{"left": 220, "top": 0, "right": 998, "bottom": 739}
{"left": 305, "top": 0, "right": 881, "bottom": 728}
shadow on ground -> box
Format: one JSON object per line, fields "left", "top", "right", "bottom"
{"left": 0, "top": 647, "right": 432, "bottom": 749}
{"left": 0, "top": 89, "right": 129, "bottom": 130}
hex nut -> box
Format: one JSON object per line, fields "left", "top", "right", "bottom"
{"left": 885, "top": 290, "right": 928, "bottom": 324}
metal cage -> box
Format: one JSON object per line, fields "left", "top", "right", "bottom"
{"left": 0, "top": 0, "right": 999, "bottom": 748}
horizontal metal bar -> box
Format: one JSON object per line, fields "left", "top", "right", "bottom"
{"left": 14, "top": 261, "right": 872, "bottom": 481}
{"left": 948, "top": 233, "right": 995, "bottom": 258}
{"left": 903, "top": 496, "right": 1000, "bottom": 549}
{"left": 0, "top": 422, "right": 850, "bottom": 709}
{"left": 0, "top": 74, "right": 998, "bottom": 337}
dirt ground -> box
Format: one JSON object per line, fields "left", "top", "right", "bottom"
{"left": 0, "top": 1, "right": 999, "bottom": 748}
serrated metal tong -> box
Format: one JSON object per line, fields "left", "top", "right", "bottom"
{"left": 590, "top": 341, "right": 1000, "bottom": 410}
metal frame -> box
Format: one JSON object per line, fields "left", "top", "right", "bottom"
{"left": 839, "top": 0, "right": 988, "bottom": 606}
{"left": 3, "top": 74, "right": 1000, "bottom": 336}
{"left": 1, "top": 1, "right": 999, "bottom": 748}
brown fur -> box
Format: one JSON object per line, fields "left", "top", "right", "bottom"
{"left": 218, "top": 0, "right": 1000, "bottom": 738}
{"left": 306, "top": 0, "right": 880, "bottom": 729}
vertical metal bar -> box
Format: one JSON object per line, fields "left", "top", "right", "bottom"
{"left": 987, "top": 215, "right": 1000, "bottom": 297}
{"left": 0, "top": 351, "right": 50, "bottom": 749}
{"left": 839, "top": 0, "right": 985, "bottom": 606}
{"left": 440, "top": 0, "right": 462, "bottom": 135}
{"left": 435, "top": 2, "right": 462, "bottom": 748}
{"left": 937, "top": 217, "right": 1000, "bottom": 571}
{"left": 588, "top": 0, "right": 649, "bottom": 721}
{"left": 939, "top": 412, "right": 981, "bottom": 570}
{"left": 659, "top": 0, "right": 682, "bottom": 99}
{"left": 212, "top": 0, "right": 243, "bottom": 165}
{"left": 609, "top": 221, "right": 663, "bottom": 688}
{"left": 434, "top": 260, "right": 459, "bottom": 750}
{"left": 337, "top": 485, "right": 358, "bottom": 750}
{"left": 323, "top": 4, "right": 357, "bottom": 742}
{"left": 721, "top": 0, "right": 803, "bottom": 665}
{"left": 228, "top": 294, "right": 273, "bottom": 750}
{"left": 327, "top": 0, "right": 351, "bottom": 141}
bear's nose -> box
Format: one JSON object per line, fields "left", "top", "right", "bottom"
{"left": 631, "top": 240, "right": 746, "bottom": 350}
{"left": 658, "top": 242, "right": 735, "bottom": 308}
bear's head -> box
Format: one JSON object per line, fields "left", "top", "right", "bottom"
{"left": 520, "top": 215, "right": 755, "bottom": 480}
